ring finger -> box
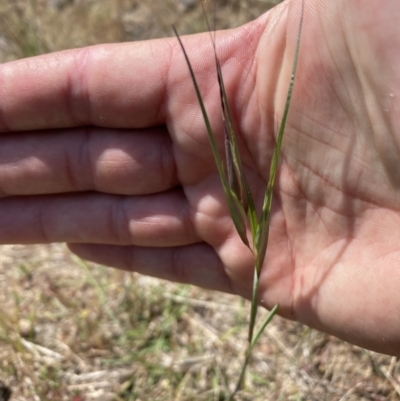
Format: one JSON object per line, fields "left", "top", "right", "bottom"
{"left": 0, "top": 188, "right": 199, "bottom": 246}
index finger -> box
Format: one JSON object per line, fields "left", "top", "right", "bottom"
{"left": 0, "top": 37, "right": 190, "bottom": 132}
{"left": 0, "top": 22, "right": 266, "bottom": 137}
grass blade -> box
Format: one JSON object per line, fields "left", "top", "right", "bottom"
{"left": 255, "top": 1, "right": 304, "bottom": 273}
{"left": 172, "top": 26, "right": 225, "bottom": 184}
{"left": 202, "top": 3, "right": 250, "bottom": 213}
{"left": 250, "top": 303, "right": 279, "bottom": 348}
{"left": 202, "top": 2, "right": 258, "bottom": 249}
{"left": 173, "top": 26, "right": 250, "bottom": 247}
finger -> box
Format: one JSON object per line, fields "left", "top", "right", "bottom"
{"left": 0, "top": 40, "right": 172, "bottom": 131}
{"left": 0, "top": 35, "right": 209, "bottom": 131}
{"left": 0, "top": 189, "right": 199, "bottom": 246}
{"left": 68, "top": 242, "right": 235, "bottom": 294}
{"left": 0, "top": 127, "right": 177, "bottom": 195}
{"left": 0, "top": 26, "right": 263, "bottom": 133}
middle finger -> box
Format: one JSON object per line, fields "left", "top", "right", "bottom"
{"left": 0, "top": 126, "right": 177, "bottom": 196}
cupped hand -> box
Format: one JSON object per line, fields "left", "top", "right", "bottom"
{"left": 1, "top": 0, "right": 400, "bottom": 355}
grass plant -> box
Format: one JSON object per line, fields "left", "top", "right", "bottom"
{"left": 174, "top": 0, "right": 304, "bottom": 397}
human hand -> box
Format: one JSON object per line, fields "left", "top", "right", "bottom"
{"left": 0, "top": 0, "right": 399, "bottom": 355}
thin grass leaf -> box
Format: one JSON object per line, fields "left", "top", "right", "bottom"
{"left": 244, "top": 180, "right": 258, "bottom": 244}
{"left": 250, "top": 303, "right": 279, "bottom": 348}
{"left": 173, "top": 26, "right": 250, "bottom": 247}
{"left": 202, "top": 3, "right": 249, "bottom": 212}
{"left": 219, "top": 70, "right": 253, "bottom": 247}
{"left": 228, "top": 189, "right": 250, "bottom": 246}
{"left": 200, "top": 4, "right": 259, "bottom": 248}
{"left": 173, "top": 26, "right": 226, "bottom": 184}
{"left": 255, "top": 1, "right": 304, "bottom": 274}
{"left": 202, "top": 3, "right": 258, "bottom": 249}
{"left": 217, "top": 51, "right": 249, "bottom": 211}
{"left": 225, "top": 123, "right": 236, "bottom": 191}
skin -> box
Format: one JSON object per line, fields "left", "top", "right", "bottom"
{"left": 0, "top": 0, "right": 399, "bottom": 355}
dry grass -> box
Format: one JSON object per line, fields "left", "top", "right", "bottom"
{"left": 0, "top": 1, "right": 399, "bottom": 400}
{"left": 1, "top": 244, "right": 399, "bottom": 400}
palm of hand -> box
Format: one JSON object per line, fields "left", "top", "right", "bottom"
{"left": 155, "top": 0, "right": 400, "bottom": 353}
